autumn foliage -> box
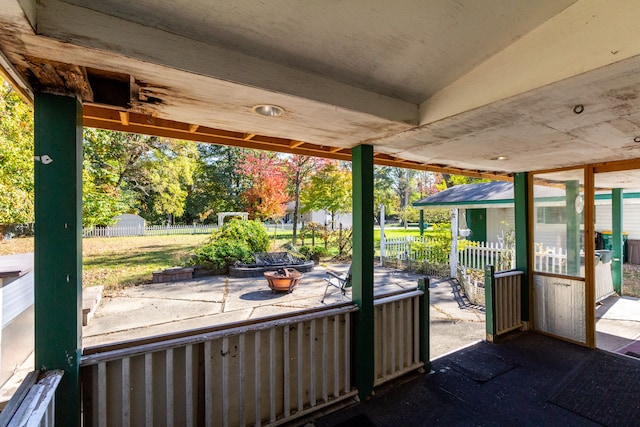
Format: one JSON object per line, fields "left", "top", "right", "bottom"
{"left": 237, "top": 152, "right": 288, "bottom": 220}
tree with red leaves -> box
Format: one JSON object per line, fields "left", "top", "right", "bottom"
{"left": 237, "top": 151, "right": 288, "bottom": 221}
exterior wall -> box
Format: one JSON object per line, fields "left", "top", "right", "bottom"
{"left": 595, "top": 200, "right": 640, "bottom": 239}
{"left": 0, "top": 253, "right": 34, "bottom": 387}
{"left": 485, "top": 207, "right": 515, "bottom": 245}
{"left": 286, "top": 209, "right": 353, "bottom": 228}
{"left": 113, "top": 213, "right": 145, "bottom": 228}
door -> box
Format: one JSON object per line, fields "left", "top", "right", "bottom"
{"left": 531, "top": 168, "right": 594, "bottom": 346}
{"left": 466, "top": 208, "right": 487, "bottom": 242}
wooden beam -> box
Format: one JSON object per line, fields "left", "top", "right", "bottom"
{"left": 82, "top": 104, "right": 512, "bottom": 181}
{"left": 118, "top": 111, "right": 129, "bottom": 126}
{"left": 188, "top": 123, "right": 199, "bottom": 133}
{"left": 289, "top": 140, "right": 304, "bottom": 148}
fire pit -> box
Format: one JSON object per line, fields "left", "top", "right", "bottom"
{"left": 263, "top": 268, "right": 303, "bottom": 293}
{"left": 229, "top": 252, "right": 314, "bottom": 278}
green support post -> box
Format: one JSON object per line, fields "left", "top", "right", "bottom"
{"left": 417, "top": 278, "right": 430, "bottom": 371}
{"left": 566, "top": 180, "right": 581, "bottom": 276}
{"left": 513, "top": 173, "right": 530, "bottom": 321}
{"left": 484, "top": 265, "right": 496, "bottom": 342}
{"left": 351, "top": 145, "right": 375, "bottom": 399}
{"left": 419, "top": 210, "right": 425, "bottom": 236}
{"left": 612, "top": 188, "right": 623, "bottom": 294}
{"left": 34, "top": 93, "right": 83, "bottom": 426}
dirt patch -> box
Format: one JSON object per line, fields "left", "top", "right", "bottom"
{"left": 623, "top": 264, "right": 640, "bottom": 298}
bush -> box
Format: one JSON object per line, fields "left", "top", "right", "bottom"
{"left": 193, "top": 219, "right": 269, "bottom": 269}
{"left": 299, "top": 245, "right": 330, "bottom": 260}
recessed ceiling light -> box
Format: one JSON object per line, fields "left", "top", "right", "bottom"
{"left": 634, "top": 136, "right": 640, "bottom": 143}
{"left": 252, "top": 104, "right": 285, "bottom": 117}
{"left": 573, "top": 104, "right": 584, "bottom": 114}
{"left": 491, "top": 156, "right": 509, "bottom": 161}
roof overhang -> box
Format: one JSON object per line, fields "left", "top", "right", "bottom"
{"left": 3, "top": 1, "right": 640, "bottom": 184}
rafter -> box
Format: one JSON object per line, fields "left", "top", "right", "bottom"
{"left": 82, "top": 104, "right": 512, "bottom": 182}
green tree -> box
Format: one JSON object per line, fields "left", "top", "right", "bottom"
{"left": 83, "top": 129, "right": 198, "bottom": 225}
{"left": 374, "top": 166, "right": 399, "bottom": 223}
{"left": 182, "top": 145, "right": 248, "bottom": 223}
{"left": 301, "top": 162, "right": 352, "bottom": 229}
{"left": 0, "top": 78, "right": 33, "bottom": 228}
{"left": 437, "top": 173, "right": 489, "bottom": 190}
{"left": 286, "top": 155, "right": 327, "bottom": 244}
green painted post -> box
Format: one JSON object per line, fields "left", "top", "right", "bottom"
{"left": 417, "top": 278, "right": 430, "bottom": 371}
{"left": 612, "top": 188, "right": 623, "bottom": 294}
{"left": 351, "top": 145, "right": 375, "bottom": 399}
{"left": 484, "top": 265, "right": 496, "bottom": 342}
{"left": 34, "top": 93, "right": 83, "bottom": 426}
{"left": 419, "top": 210, "right": 425, "bottom": 236}
{"left": 566, "top": 180, "right": 581, "bottom": 276}
{"left": 513, "top": 173, "right": 530, "bottom": 321}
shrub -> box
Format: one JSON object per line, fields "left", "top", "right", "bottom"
{"left": 193, "top": 219, "right": 269, "bottom": 269}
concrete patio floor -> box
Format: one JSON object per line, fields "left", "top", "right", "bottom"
{"left": 82, "top": 264, "right": 487, "bottom": 357}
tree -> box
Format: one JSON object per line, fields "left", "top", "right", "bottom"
{"left": 0, "top": 77, "right": 33, "bottom": 229}
{"left": 237, "top": 151, "right": 288, "bottom": 221}
{"left": 286, "top": 155, "right": 327, "bottom": 244}
{"left": 83, "top": 129, "right": 198, "bottom": 225}
{"left": 437, "top": 173, "right": 489, "bottom": 190}
{"left": 301, "top": 162, "right": 352, "bottom": 229}
{"left": 374, "top": 166, "right": 399, "bottom": 223}
{"left": 182, "top": 144, "right": 248, "bottom": 223}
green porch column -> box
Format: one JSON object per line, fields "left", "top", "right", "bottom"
{"left": 34, "top": 92, "right": 83, "bottom": 426}
{"left": 351, "top": 144, "right": 375, "bottom": 399}
{"left": 612, "top": 188, "right": 623, "bottom": 294}
{"left": 566, "top": 180, "right": 581, "bottom": 276}
{"left": 419, "top": 209, "right": 425, "bottom": 236}
{"left": 513, "top": 173, "right": 530, "bottom": 321}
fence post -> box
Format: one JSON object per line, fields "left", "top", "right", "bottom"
{"left": 418, "top": 277, "right": 430, "bottom": 371}
{"left": 484, "top": 264, "right": 497, "bottom": 342}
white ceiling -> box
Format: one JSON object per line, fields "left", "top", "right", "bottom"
{"left": 3, "top": 0, "right": 640, "bottom": 181}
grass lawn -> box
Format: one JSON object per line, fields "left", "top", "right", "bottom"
{"left": 0, "top": 235, "right": 209, "bottom": 290}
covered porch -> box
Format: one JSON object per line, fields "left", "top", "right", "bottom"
{"left": 2, "top": 0, "right": 640, "bottom": 425}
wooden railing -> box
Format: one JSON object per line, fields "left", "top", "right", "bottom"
{"left": 485, "top": 266, "right": 524, "bottom": 341}
{"left": 0, "top": 370, "right": 64, "bottom": 427}
{"left": 80, "top": 289, "right": 428, "bottom": 426}
{"left": 81, "top": 305, "right": 358, "bottom": 427}
{"left": 374, "top": 290, "right": 425, "bottom": 386}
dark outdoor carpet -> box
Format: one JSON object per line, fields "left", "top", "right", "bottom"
{"left": 549, "top": 351, "right": 640, "bottom": 426}
{"left": 450, "top": 349, "right": 518, "bottom": 383}
{"left": 328, "top": 413, "right": 376, "bottom": 427}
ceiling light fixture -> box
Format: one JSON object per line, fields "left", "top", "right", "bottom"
{"left": 634, "top": 136, "right": 640, "bottom": 143}
{"left": 252, "top": 104, "right": 285, "bottom": 117}
{"left": 491, "top": 156, "right": 509, "bottom": 161}
{"left": 573, "top": 104, "right": 584, "bottom": 114}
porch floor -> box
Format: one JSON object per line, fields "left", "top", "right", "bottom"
{"left": 312, "top": 332, "right": 640, "bottom": 427}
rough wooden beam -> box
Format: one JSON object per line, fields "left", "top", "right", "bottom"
{"left": 289, "top": 140, "right": 304, "bottom": 148}
{"left": 82, "top": 104, "right": 513, "bottom": 181}
{"left": 118, "top": 111, "right": 129, "bottom": 126}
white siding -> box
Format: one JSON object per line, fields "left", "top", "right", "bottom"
{"left": 595, "top": 202, "right": 640, "bottom": 239}
{"left": 486, "top": 207, "right": 515, "bottom": 245}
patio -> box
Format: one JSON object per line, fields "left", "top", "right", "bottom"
{"left": 82, "top": 265, "right": 486, "bottom": 356}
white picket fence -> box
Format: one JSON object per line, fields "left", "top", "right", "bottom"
{"left": 534, "top": 245, "right": 568, "bottom": 275}
{"left": 82, "top": 224, "right": 217, "bottom": 238}
{"left": 459, "top": 242, "right": 514, "bottom": 271}
{"left": 383, "top": 236, "right": 567, "bottom": 276}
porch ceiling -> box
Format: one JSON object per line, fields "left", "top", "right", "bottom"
{"left": 3, "top": 1, "right": 640, "bottom": 181}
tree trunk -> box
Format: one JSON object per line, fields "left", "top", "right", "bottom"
{"left": 292, "top": 169, "right": 301, "bottom": 245}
